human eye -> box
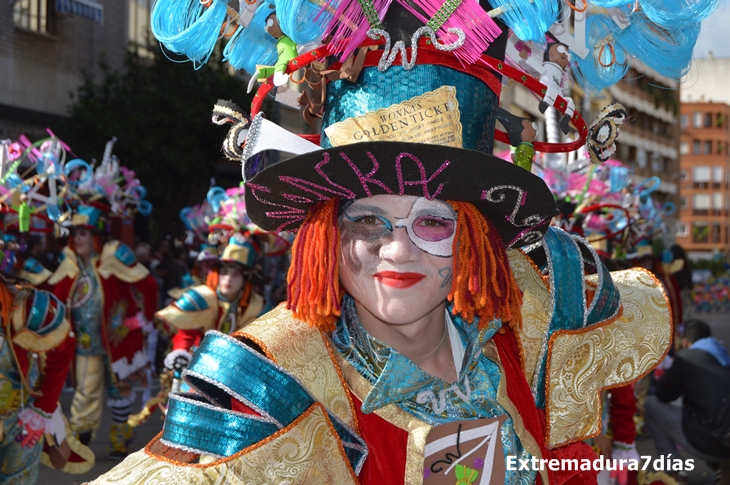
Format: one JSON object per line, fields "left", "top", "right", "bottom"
{"left": 345, "top": 214, "right": 391, "bottom": 228}
{"left": 416, "top": 216, "right": 450, "bottom": 227}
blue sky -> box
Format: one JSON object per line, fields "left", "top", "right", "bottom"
{"left": 694, "top": 2, "right": 730, "bottom": 57}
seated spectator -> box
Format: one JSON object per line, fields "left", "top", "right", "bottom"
{"left": 644, "top": 319, "right": 730, "bottom": 482}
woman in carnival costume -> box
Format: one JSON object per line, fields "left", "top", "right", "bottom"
{"left": 94, "top": 0, "right": 712, "bottom": 480}
{"left": 47, "top": 142, "right": 159, "bottom": 460}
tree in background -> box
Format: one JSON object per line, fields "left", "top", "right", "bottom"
{"left": 57, "top": 43, "right": 257, "bottom": 239}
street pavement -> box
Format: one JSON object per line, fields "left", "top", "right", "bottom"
{"left": 36, "top": 311, "right": 730, "bottom": 484}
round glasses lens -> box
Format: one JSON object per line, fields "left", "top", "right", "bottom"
{"left": 411, "top": 216, "right": 455, "bottom": 242}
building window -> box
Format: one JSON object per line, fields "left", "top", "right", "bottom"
{"left": 694, "top": 112, "right": 703, "bottom": 128}
{"left": 694, "top": 194, "right": 711, "bottom": 209}
{"left": 651, "top": 157, "right": 664, "bottom": 173}
{"left": 677, "top": 223, "right": 688, "bottom": 237}
{"left": 680, "top": 142, "right": 689, "bottom": 155}
{"left": 692, "top": 222, "right": 709, "bottom": 243}
{"left": 680, "top": 170, "right": 687, "bottom": 181}
{"left": 714, "top": 193, "right": 724, "bottom": 210}
{"left": 637, "top": 149, "right": 647, "bottom": 168}
{"left": 693, "top": 140, "right": 701, "bottom": 154}
{"left": 680, "top": 115, "right": 688, "bottom": 130}
{"left": 680, "top": 196, "right": 687, "bottom": 208}
{"left": 714, "top": 222, "right": 722, "bottom": 243}
{"left": 705, "top": 113, "right": 713, "bottom": 128}
{"left": 12, "top": 0, "right": 50, "bottom": 33}
{"left": 693, "top": 166, "right": 711, "bottom": 182}
{"left": 704, "top": 141, "right": 713, "bottom": 154}
{"left": 714, "top": 166, "right": 724, "bottom": 183}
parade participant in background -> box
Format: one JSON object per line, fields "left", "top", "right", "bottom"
{"left": 39, "top": 138, "right": 158, "bottom": 460}
{"left": 0, "top": 207, "right": 55, "bottom": 292}
{"left": 203, "top": 183, "right": 291, "bottom": 309}
{"left": 165, "top": 245, "right": 218, "bottom": 302}
{"left": 48, "top": 201, "right": 158, "bottom": 459}
{"left": 156, "top": 233, "right": 264, "bottom": 367}
{"left": 127, "top": 233, "right": 265, "bottom": 428}
{"left": 0, "top": 274, "right": 94, "bottom": 484}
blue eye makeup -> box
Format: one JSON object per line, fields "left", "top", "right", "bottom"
{"left": 344, "top": 214, "right": 394, "bottom": 231}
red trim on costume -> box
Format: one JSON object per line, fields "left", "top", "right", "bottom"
{"left": 609, "top": 384, "right": 636, "bottom": 445}
{"left": 350, "top": 392, "right": 409, "bottom": 485}
{"left": 33, "top": 332, "right": 76, "bottom": 413}
{"left": 493, "top": 327, "right": 600, "bottom": 485}
{"left": 171, "top": 329, "right": 204, "bottom": 352}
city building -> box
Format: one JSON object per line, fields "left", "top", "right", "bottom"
{"left": 675, "top": 101, "right": 730, "bottom": 259}
{"left": 1, "top": 0, "right": 128, "bottom": 139}
{"left": 673, "top": 54, "right": 730, "bottom": 260}
{"left": 610, "top": 60, "right": 681, "bottom": 247}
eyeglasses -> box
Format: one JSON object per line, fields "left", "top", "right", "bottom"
{"left": 342, "top": 197, "right": 456, "bottom": 257}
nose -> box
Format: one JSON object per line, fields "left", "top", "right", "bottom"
{"left": 379, "top": 227, "right": 419, "bottom": 264}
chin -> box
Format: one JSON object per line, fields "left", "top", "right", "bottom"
{"left": 370, "top": 298, "right": 443, "bottom": 326}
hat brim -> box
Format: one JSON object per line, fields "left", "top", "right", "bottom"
{"left": 245, "top": 141, "right": 558, "bottom": 247}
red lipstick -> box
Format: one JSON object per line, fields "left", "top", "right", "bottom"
{"left": 373, "top": 271, "right": 425, "bottom": 288}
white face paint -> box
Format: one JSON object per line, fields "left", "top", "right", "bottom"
{"left": 338, "top": 195, "right": 455, "bottom": 326}
{"left": 343, "top": 196, "right": 457, "bottom": 257}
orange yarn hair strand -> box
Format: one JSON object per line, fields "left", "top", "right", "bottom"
{"left": 205, "top": 268, "right": 219, "bottom": 292}
{"left": 447, "top": 201, "right": 523, "bottom": 331}
{"left": 286, "top": 198, "right": 343, "bottom": 332}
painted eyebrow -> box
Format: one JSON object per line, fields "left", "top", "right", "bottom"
{"left": 343, "top": 204, "right": 390, "bottom": 215}
{"left": 408, "top": 208, "right": 456, "bottom": 219}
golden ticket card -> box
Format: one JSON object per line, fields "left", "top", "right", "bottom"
{"left": 324, "top": 86, "right": 463, "bottom": 148}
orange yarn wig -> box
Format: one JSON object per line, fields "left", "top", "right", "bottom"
{"left": 286, "top": 198, "right": 522, "bottom": 332}
{"left": 286, "top": 198, "right": 343, "bottom": 332}
{"left": 446, "top": 201, "right": 522, "bottom": 330}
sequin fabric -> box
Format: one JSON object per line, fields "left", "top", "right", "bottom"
{"left": 330, "top": 295, "right": 537, "bottom": 485}
{"left": 321, "top": 65, "right": 498, "bottom": 153}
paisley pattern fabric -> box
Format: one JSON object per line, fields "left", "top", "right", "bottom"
{"left": 90, "top": 405, "right": 358, "bottom": 485}
{"left": 331, "top": 295, "right": 537, "bottom": 485}
{"left": 546, "top": 268, "right": 671, "bottom": 447}
{"left": 237, "top": 305, "right": 357, "bottom": 431}
{"left": 506, "top": 249, "right": 550, "bottom": 384}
